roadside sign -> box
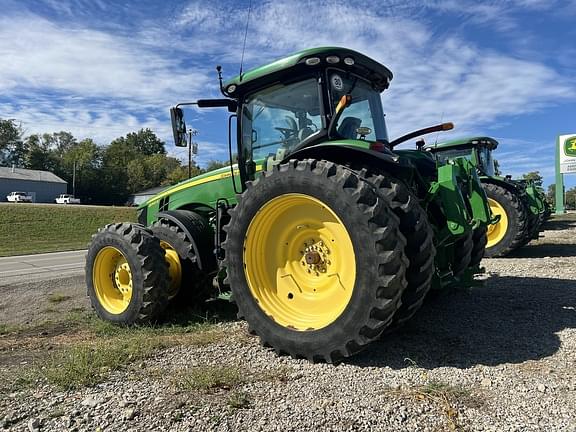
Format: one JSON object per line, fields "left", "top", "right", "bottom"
{"left": 559, "top": 134, "right": 576, "bottom": 174}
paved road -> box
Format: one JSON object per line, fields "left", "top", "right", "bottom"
{"left": 0, "top": 250, "right": 86, "bottom": 286}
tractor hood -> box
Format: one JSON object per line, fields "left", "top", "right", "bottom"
{"left": 139, "top": 165, "right": 236, "bottom": 209}
{"left": 426, "top": 136, "right": 499, "bottom": 152}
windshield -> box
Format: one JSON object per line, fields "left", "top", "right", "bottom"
{"left": 241, "top": 78, "right": 321, "bottom": 162}
{"left": 432, "top": 148, "right": 473, "bottom": 165}
{"left": 328, "top": 70, "right": 388, "bottom": 142}
{"left": 477, "top": 147, "right": 495, "bottom": 176}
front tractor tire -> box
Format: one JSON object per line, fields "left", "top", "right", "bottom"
{"left": 86, "top": 223, "right": 169, "bottom": 324}
{"left": 483, "top": 184, "right": 528, "bottom": 258}
{"left": 223, "top": 159, "right": 408, "bottom": 363}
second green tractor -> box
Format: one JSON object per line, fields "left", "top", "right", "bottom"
{"left": 86, "top": 47, "right": 492, "bottom": 362}
{"left": 428, "top": 137, "right": 548, "bottom": 257}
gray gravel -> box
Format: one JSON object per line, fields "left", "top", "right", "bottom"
{"left": 1, "top": 217, "right": 575, "bottom": 431}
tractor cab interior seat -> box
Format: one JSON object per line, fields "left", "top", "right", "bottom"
{"left": 338, "top": 117, "right": 362, "bottom": 139}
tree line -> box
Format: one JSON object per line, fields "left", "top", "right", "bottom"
{"left": 0, "top": 119, "right": 227, "bottom": 205}
{"left": 3, "top": 118, "right": 572, "bottom": 208}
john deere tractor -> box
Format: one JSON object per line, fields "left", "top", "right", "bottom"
{"left": 427, "top": 137, "right": 547, "bottom": 257}
{"left": 86, "top": 47, "right": 490, "bottom": 362}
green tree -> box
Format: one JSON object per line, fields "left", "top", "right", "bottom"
{"left": 127, "top": 154, "right": 185, "bottom": 192}
{"left": 566, "top": 187, "right": 576, "bottom": 210}
{"left": 0, "top": 119, "right": 25, "bottom": 167}
{"left": 99, "top": 129, "right": 167, "bottom": 204}
{"left": 164, "top": 164, "right": 201, "bottom": 185}
{"left": 203, "top": 160, "right": 229, "bottom": 173}
{"left": 521, "top": 171, "right": 543, "bottom": 188}
{"left": 547, "top": 184, "right": 556, "bottom": 206}
{"left": 115, "top": 128, "right": 166, "bottom": 156}
{"left": 24, "top": 134, "right": 57, "bottom": 171}
{"left": 61, "top": 138, "right": 102, "bottom": 200}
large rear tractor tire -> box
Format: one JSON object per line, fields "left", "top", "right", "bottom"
{"left": 369, "top": 174, "right": 435, "bottom": 329}
{"left": 86, "top": 223, "right": 169, "bottom": 324}
{"left": 453, "top": 231, "right": 473, "bottom": 277}
{"left": 470, "top": 225, "right": 488, "bottom": 269}
{"left": 518, "top": 211, "right": 542, "bottom": 248}
{"left": 223, "top": 159, "right": 408, "bottom": 363}
{"left": 151, "top": 213, "right": 214, "bottom": 303}
{"left": 483, "top": 184, "right": 528, "bottom": 257}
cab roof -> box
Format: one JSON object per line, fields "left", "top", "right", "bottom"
{"left": 426, "top": 136, "right": 499, "bottom": 151}
{"left": 222, "top": 47, "right": 393, "bottom": 97}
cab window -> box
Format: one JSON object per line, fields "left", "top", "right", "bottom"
{"left": 241, "top": 78, "right": 321, "bottom": 162}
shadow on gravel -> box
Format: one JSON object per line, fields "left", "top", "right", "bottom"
{"left": 353, "top": 275, "right": 576, "bottom": 369}
{"left": 506, "top": 242, "right": 576, "bottom": 258}
{"left": 542, "top": 218, "right": 576, "bottom": 231}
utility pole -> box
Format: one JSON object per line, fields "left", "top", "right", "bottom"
{"left": 72, "top": 160, "right": 76, "bottom": 196}
{"left": 188, "top": 129, "right": 198, "bottom": 179}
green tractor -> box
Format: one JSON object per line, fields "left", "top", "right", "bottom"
{"left": 86, "top": 47, "right": 490, "bottom": 362}
{"left": 427, "top": 137, "right": 547, "bottom": 257}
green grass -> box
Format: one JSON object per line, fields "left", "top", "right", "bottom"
{"left": 0, "top": 310, "right": 228, "bottom": 392}
{"left": 47, "top": 293, "right": 72, "bottom": 304}
{"left": 0, "top": 203, "right": 136, "bottom": 256}
{"left": 42, "top": 337, "right": 167, "bottom": 389}
{"left": 227, "top": 391, "right": 251, "bottom": 409}
{"left": 176, "top": 366, "right": 244, "bottom": 391}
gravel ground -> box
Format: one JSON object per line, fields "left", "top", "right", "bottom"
{"left": 1, "top": 216, "right": 575, "bottom": 431}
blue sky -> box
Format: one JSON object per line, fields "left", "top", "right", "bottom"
{"left": 1, "top": 0, "right": 575, "bottom": 189}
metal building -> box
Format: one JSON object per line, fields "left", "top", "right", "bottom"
{"left": 128, "top": 185, "right": 167, "bottom": 206}
{"left": 0, "top": 166, "right": 67, "bottom": 203}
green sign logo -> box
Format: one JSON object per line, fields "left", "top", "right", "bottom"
{"left": 565, "top": 136, "right": 576, "bottom": 157}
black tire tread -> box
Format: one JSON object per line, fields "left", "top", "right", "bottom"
{"left": 483, "top": 183, "right": 528, "bottom": 257}
{"left": 470, "top": 225, "right": 488, "bottom": 269}
{"left": 150, "top": 216, "right": 212, "bottom": 302}
{"left": 367, "top": 174, "right": 436, "bottom": 329}
{"left": 86, "top": 222, "right": 169, "bottom": 324}
{"left": 452, "top": 231, "right": 473, "bottom": 277}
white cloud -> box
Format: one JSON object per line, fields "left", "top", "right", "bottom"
{"left": 1, "top": 0, "right": 574, "bottom": 180}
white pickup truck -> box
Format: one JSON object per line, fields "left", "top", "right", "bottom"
{"left": 6, "top": 191, "right": 33, "bottom": 202}
{"left": 55, "top": 194, "right": 81, "bottom": 204}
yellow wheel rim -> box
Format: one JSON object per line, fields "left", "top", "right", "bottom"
{"left": 486, "top": 198, "right": 509, "bottom": 248}
{"left": 243, "top": 193, "right": 356, "bottom": 331}
{"left": 160, "top": 240, "right": 182, "bottom": 300}
{"left": 93, "top": 246, "right": 133, "bottom": 315}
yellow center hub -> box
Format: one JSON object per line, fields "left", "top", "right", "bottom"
{"left": 159, "top": 240, "right": 182, "bottom": 299}
{"left": 486, "top": 198, "right": 509, "bottom": 248}
{"left": 93, "top": 246, "right": 133, "bottom": 314}
{"left": 243, "top": 193, "right": 356, "bottom": 331}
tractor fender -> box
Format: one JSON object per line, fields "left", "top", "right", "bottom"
{"left": 480, "top": 177, "right": 523, "bottom": 196}
{"left": 280, "top": 144, "right": 404, "bottom": 173}
{"left": 155, "top": 210, "right": 215, "bottom": 271}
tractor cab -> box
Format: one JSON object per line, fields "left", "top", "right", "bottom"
{"left": 223, "top": 47, "right": 394, "bottom": 183}
{"left": 171, "top": 47, "right": 395, "bottom": 186}
{"left": 427, "top": 137, "right": 498, "bottom": 177}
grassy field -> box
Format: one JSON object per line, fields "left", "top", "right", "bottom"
{"left": 0, "top": 203, "right": 136, "bottom": 256}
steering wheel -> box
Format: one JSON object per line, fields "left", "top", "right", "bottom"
{"left": 275, "top": 116, "right": 298, "bottom": 140}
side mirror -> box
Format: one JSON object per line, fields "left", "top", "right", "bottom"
{"left": 170, "top": 107, "right": 188, "bottom": 147}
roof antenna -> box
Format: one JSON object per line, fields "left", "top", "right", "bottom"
{"left": 432, "top": 111, "right": 445, "bottom": 168}
{"left": 239, "top": 0, "right": 253, "bottom": 82}
{"left": 433, "top": 111, "right": 445, "bottom": 149}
